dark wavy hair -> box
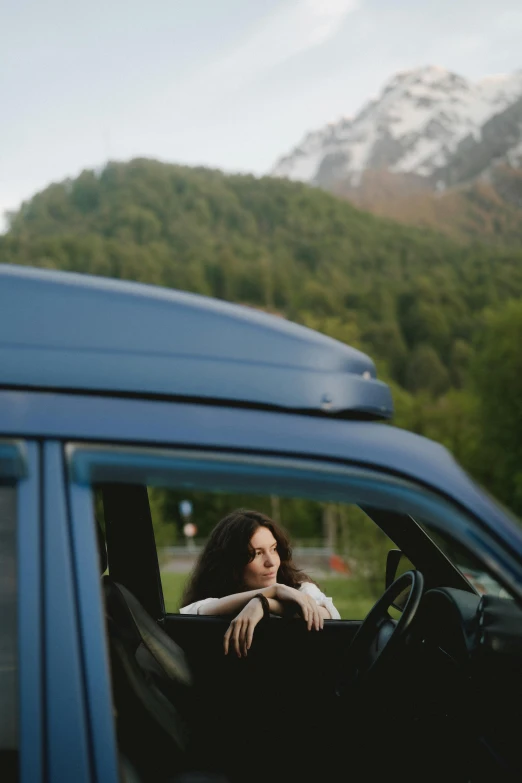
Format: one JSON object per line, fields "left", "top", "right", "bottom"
{"left": 181, "top": 509, "right": 312, "bottom": 606}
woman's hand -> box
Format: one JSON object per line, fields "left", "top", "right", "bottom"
{"left": 223, "top": 597, "right": 264, "bottom": 658}
{"left": 223, "top": 585, "right": 324, "bottom": 656}
{"left": 271, "top": 583, "right": 324, "bottom": 631}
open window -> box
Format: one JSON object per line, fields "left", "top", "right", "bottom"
{"left": 76, "top": 443, "right": 480, "bottom": 621}
{"left": 149, "top": 491, "right": 399, "bottom": 620}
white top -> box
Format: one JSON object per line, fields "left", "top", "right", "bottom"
{"left": 180, "top": 582, "right": 341, "bottom": 620}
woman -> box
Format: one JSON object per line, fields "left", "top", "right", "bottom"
{"left": 180, "top": 509, "right": 340, "bottom": 657}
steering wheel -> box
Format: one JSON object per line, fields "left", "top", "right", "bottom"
{"left": 338, "top": 570, "right": 424, "bottom": 694}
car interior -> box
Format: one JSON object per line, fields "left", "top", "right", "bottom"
{"left": 91, "top": 475, "right": 522, "bottom": 783}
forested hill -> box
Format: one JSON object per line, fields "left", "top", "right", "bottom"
{"left": 3, "top": 158, "right": 522, "bottom": 399}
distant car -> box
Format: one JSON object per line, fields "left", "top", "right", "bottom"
{"left": 1, "top": 264, "right": 521, "bottom": 783}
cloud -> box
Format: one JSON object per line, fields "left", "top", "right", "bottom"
{"left": 202, "top": 0, "right": 361, "bottom": 91}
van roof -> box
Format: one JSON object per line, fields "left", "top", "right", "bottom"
{"left": 0, "top": 264, "right": 393, "bottom": 419}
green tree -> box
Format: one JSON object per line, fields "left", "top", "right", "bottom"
{"left": 471, "top": 301, "right": 522, "bottom": 516}
{"left": 404, "top": 344, "right": 450, "bottom": 396}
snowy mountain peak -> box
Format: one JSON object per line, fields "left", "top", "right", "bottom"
{"left": 387, "top": 64, "right": 468, "bottom": 91}
{"left": 271, "top": 66, "right": 522, "bottom": 187}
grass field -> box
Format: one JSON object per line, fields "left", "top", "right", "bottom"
{"left": 160, "top": 571, "right": 381, "bottom": 619}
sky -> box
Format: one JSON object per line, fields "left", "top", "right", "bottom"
{"left": 1, "top": 0, "right": 522, "bottom": 223}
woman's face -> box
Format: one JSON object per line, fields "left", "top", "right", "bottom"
{"left": 243, "top": 526, "right": 280, "bottom": 590}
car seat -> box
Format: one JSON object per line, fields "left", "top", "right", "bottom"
{"left": 96, "top": 521, "right": 227, "bottom": 782}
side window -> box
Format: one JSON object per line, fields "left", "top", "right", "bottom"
{"left": 0, "top": 485, "right": 18, "bottom": 783}
{"left": 79, "top": 448, "right": 424, "bottom": 625}
{"left": 149, "top": 489, "right": 397, "bottom": 620}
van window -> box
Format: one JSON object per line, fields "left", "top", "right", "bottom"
{"left": 149, "top": 489, "right": 396, "bottom": 620}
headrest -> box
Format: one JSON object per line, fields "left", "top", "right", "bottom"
{"left": 96, "top": 521, "right": 108, "bottom": 574}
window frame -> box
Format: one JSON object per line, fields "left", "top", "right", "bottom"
{"left": 4, "top": 437, "right": 121, "bottom": 783}
{"left": 63, "top": 445, "right": 120, "bottom": 783}
{"left": 65, "top": 441, "right": 504, "bottom": 610}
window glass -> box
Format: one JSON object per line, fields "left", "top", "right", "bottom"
{"left": 0, "top": 485, "right": 18, "bottom": 781}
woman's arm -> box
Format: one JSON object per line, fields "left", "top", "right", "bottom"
{"left": 221, "top": 589, "right": 323, "bottom": 657}
{"left": 197, "top": 583, "right": 300, "bottom": 617}
{"left": 196, "top": 585, "right": 283, "bottom": 616}
{"left": 196, "top": 583, "right": 321, "bottom": 621}
{"left": 197, "top": 584, "right": 327, "bottom": 657}
{"left": 298, "top": 581, "right": 340, "bottom": 620}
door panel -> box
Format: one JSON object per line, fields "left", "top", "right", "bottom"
{"left": 164, "top": 613, "right": 360, "bottom": 690}
{"left": 164, "top": 613, "right": 360, "bottom": 780}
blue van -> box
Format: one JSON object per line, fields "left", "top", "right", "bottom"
{"left": 1, "top": 264, "right": 521, "bottom": 783}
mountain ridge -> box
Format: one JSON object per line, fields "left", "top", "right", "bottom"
{"left": 272, "top": 65, "right": 522, "bottom": 190}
